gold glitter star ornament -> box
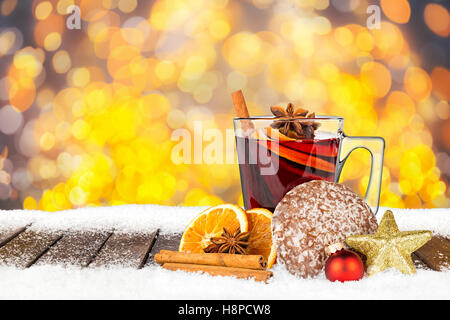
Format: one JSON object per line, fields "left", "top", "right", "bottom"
{"left": 345, "top": 210, "right": 432, "bottom": 276}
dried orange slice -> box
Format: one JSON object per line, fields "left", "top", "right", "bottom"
{"left": 246, "top": 208, "right": 277, "bottom": 268}
{"left": 179, "top": 204, "right": 249, "bottom": 253}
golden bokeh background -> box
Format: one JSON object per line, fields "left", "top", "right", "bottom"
{"left": 0, "top": 0, "right": 449, "bottom": 211}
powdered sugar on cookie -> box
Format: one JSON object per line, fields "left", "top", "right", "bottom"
{"left": 271, "top": 180, "right": 378, "bottom": 278}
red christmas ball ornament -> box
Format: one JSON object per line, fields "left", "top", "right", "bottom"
{"left": 325, "top": 243, "right": 364, "bottom": 282}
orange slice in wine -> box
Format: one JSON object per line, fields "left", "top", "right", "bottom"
{"left": 258, "top": 140, "right": 336, "bottom": 173}
{"left": 246, "top": 208, "right": 277, "bottom": 268}
{"left": 179, "top": 204, "right": 249, "bottom": 253}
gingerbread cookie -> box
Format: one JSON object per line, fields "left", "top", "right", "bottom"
{"left": 272, "top": 180, "right": 378, "bottom": 278}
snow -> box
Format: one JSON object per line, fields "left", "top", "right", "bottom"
{"left": 0, "top": 204, "right": 448, "bottom": 300}
{"left": 378, "top": 207, "right": 450, "bottom": 236}
{"left": 0, "top": 264, "right": 448, "bottom": 300}
{"left": 0, "top": 204, "right": 208, "bottom": 234}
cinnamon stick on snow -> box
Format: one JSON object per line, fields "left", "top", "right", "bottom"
{"left": 161, "top": 263, "right": 273, "bottom": 282}
{"left": 155, "top": 250, "right": 267, "bottom": 270}
{"left": 231, "top": 90, "right": 254, "bottom": 132}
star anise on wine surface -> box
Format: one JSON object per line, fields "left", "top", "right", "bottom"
{"left": 270, "top": 103, "right": 320, "bottom": 139}
{"left": 203, "top": 227, "right": 250, "bottom": 254}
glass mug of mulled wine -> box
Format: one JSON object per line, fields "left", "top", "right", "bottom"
{"left": 234, "top": 115, "right": 385, "bottom": 214}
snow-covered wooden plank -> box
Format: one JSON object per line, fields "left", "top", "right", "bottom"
{"left": 412, "top": 252, "right": 430, "bottom": 270}
{"left": 0, "top": 230, "right": 62, "bottom": 268}
{"left": 414, "top": 236, "right": 450, "bottom": 271}
{"left": 0, "top": 225, "right": 29, "bottom": 248}
{"left": 35, "top": 231, "right": 112, "bottom": 267}
{"left": 90, "top": 230, "right": 158, "bottom": 268}
{"left": 146, "top": 232, "right": 182, "bottom": 265}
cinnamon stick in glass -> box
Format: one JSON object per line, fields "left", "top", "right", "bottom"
{"left": 161, "top": 263, "right": 273, "bottom": 282}
{"left": 155, "top": 250, "right": 267, "bottom": 270}
{"left": 231, "top": 90, "right": 254, "bottom": 133}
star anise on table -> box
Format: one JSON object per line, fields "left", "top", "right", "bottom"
{"left": 270, "top": 103, "right": 320, "bottom": 139}
{"left": 203, "top": 227, "right": 250, "bottom": 255}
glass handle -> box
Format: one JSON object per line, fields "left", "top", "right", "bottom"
{"left": 336, "top": 135, "right": 385, "bottom": 215}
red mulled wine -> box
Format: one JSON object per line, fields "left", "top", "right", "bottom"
{"left": 236, "top": 135, "right": 340, "bottom": 211}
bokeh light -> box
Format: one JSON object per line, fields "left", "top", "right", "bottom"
{"left": 0, "top": 0, "right": 449, "bottom": 211}
{"left": 424, "top": 3, "right": 450, "bottom": 38}
{"left": 380, "top": 0, "right": 410, "bottom": 24}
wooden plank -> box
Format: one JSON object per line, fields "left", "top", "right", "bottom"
{"left": 0, "top": 225, "right": 29, "bottom": 248}
{"left": 0, "top": 230, "right": 62, "bottom": 268}
{"left": 412, "top": 252, "right": 430, "bottom": 270}
{"left": 90, "top": 230, "right": 158, "bottom": 268}
{"left": 146, "top": 232, "right": 182, "bottom": 266}
{"left": 414, "top": 236, "right": 450, "bottom": 271}
{"left": 35, "top": 230, "right": 112, "bottom": 267}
